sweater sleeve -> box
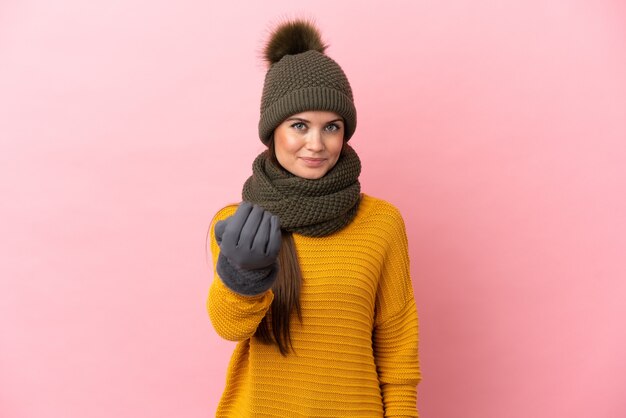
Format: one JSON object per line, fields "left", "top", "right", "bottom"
{"left": 206, "top": 205, "right": 274, "bottom": 341}
{"left": 372, "top": 203, "right": 422, "bottom": 417}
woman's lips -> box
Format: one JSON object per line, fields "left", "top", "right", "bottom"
{"left": 299, "top": 157, "right": 327, "bottom": 167}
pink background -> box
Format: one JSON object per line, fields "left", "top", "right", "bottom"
{"left": 1, "top": 1, "right": 625, "bottom": 417}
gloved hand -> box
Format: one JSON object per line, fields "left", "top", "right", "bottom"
{"left": 215, "top": 201, "right": 282, "bottom": 271}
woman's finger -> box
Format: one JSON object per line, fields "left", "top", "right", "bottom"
{"left": 221, "top": 201, "right": 253, "bottom": 249}
{"left": 266, "top": 215, "right": 282, "bottom": 258}
{"left": 238, "top": 204, "right": 264, "bottom": 248}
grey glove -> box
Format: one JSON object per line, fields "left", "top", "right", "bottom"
{"left": 214, "top": 202, "right": 282, "bottom": 296}
{"left": 215, "top": 202, "right": 282, "bottom": 270}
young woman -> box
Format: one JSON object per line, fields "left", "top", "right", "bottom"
{"left": 207, "top": 19, "right": 421, "bottom": 417}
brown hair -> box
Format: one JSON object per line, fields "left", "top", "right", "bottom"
{"left": 253, "top": 137, "right": 303, "bottom": 355}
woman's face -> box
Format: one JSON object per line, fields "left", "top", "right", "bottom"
{"left": 273, "top": 110, "right": 345, "bottom": 180}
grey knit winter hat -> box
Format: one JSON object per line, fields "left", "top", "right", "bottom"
{"left": 258, "top": 20, "right": 357, "bottom": 145}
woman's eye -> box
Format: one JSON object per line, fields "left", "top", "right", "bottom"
{"left": 325, "top": 123, "right": 340, "bottom": 132}
{"left": 291, "top": 122, "right": 306, "bottom": 130}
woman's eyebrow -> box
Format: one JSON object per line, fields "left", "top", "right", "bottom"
{"left": 285, "top": 117, "right": 343, "bottom": 124}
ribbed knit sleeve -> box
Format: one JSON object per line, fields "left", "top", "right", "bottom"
{"left": 372, "top": 202, "right": 422, "bottom": 417}
{"left": 207, "top": 205, "right": 274, "bottom": 341}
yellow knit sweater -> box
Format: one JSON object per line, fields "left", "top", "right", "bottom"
{"left": 207, "top": 194, "right": 421, "bottom": 417}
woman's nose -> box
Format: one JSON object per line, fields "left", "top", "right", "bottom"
{"left": 305, "top": 130, "right": 324, "bottom": 152}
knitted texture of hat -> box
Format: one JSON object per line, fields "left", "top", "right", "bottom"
{"left": 258, "top": 20, "right": 357, "bottom": 144}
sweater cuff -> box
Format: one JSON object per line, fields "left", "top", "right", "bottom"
{"left": 380, "top": 383, "right": 419, "bottom": 417}
{"left": 216, "top": 252, "right": 278, "bottom": 296}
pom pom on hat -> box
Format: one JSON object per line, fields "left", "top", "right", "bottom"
{"left": 258, "top": 18, "right": 357, "bottom": 145}
{"left": 263, "top": 19, "right": 328, "bottom": 66}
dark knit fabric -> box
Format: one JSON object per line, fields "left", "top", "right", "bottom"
{"left": 216, "top": 253, "right": 278, "bottom": 296}
{"left": 258, "top": 50, "right": 357, "bottom": 145}
{"left": 242, "top": 144, "right": 362, "bottom": 237}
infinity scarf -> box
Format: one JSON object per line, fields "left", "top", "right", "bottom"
{"left": 242, "top": 144, "right": 362, "bottom": 237}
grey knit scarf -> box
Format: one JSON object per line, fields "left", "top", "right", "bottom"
{"left": 242, "top": 144, "right": 362, "bottom": 237}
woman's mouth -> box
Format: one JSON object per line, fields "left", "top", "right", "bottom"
{"left": 299, "top": 157, "right": 327, "bottom": 167}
